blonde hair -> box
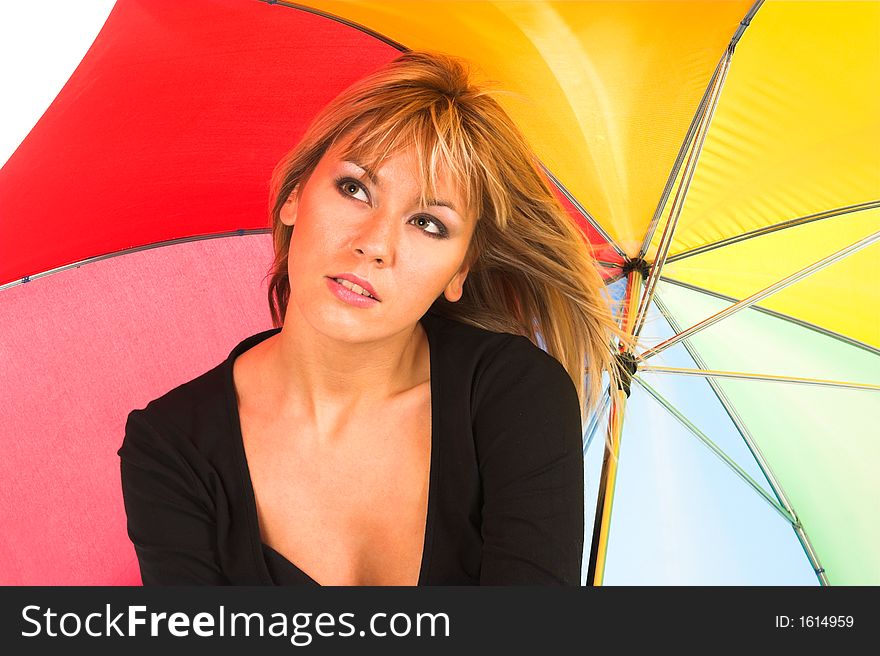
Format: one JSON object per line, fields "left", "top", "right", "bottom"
{"left": 267, "top": 51, "right": 636, "bottom": 424}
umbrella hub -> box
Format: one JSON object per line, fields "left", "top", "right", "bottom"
{"left": 614, "top": 351, "right": 639, "bottom": 397}
{"left": 620, "top": 257, "right": 650, "bottom": 279}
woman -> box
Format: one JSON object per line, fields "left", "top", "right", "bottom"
{"left": 118, "top": 51, "right": 632, "bottom": 586}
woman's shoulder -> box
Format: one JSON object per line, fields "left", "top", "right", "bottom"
{"left": 423, "top": 309, "right": 569, "bottom": 384}
{"left": 122, "top": 328, "right": 280, "bottom": 458}
{"left": 422, "top": 308, "right": 520, "bottom": 363}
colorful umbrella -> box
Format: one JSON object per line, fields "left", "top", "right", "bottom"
{"left": 1, "top": 0, "right": 877, "bottom": 585}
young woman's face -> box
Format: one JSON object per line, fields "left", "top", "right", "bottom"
{"left": 280, "top": 135, "right": 475, "bottom": 344}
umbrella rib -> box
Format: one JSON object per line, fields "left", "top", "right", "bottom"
{"left": 583, "top": 386, "right": 612, "bottom": 457}
{"left": 541, "top": 166, "right": 627, "bottom": 260}
{"left": 635, "top": 53, "right": 727, "bottom": 261}
{"left": 666, "top": 201, "right": 880, "bottom": 264}
{"left": 631, "top": 49, "right": 733, "bottom": 340}
{"left": 640, "top": 366, "right": 880, "bottom": 393}
{"left": 633, "top": 377, "right": 798, "bottom": 527}
{"left": 636, "top": 0, "right": 765, "bottom": 260}
{"left": 587, "top": 275, "right": 641, "bottom": 585}
{"left": 602, "top": 271, "right": 627, "bottom": 288}
{"left": 0, "top": 229, "right": 272, "bottom": 292}
{"left": 729, "top": 0, "right": 767, "bottom": 51}
{"left": 650, "top": 293, "right": 828, "bottom": 585}
{"left": 654, "top": 277, "right": 880, "bottom": 357}
{"left": 261, "top": 1, "right": 408, "bottom": 51}
{"left": 637, "top": 230, "right": 880, "bottom": 362}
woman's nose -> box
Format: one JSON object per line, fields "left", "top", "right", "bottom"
{"left": 352, "top": 210, "right": 397, "bottom": 266}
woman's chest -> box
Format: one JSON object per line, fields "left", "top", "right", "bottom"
{"left": 238, "top": 390, "right": 432, "bottom": 586}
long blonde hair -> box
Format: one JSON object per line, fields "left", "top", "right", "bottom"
{"left": 267, "top": 51, "right": 635, "bottom": 423}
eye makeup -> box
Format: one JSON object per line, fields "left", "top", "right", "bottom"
{"left": 333, "top": 176, "right": 450, "bottom": 240}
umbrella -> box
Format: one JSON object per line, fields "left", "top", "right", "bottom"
{"left": 1, "top": 0, "right": 877, "bottom": 585}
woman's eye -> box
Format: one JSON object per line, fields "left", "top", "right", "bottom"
{"left": 411, "top": 214, "right": 448, "bottom": 239}
{"left": 337, "top": 178, "right": 369, "bottom": 202}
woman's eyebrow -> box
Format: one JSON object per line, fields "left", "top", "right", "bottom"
{"left": 344, "top": 160, "right": 379, "bottom": 186}
{"left": 421, "top": 197, "right": 458, "bottom": 213}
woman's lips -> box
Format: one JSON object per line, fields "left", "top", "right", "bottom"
{"left": 328, "top": 273, "right": 380, "bottom": 300}
{"left": 325, "top": 277, "right": 380, "bottom": 308}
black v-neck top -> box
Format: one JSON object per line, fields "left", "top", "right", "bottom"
{"left": 118, "top": 309, "right": 584, "bottom": 585}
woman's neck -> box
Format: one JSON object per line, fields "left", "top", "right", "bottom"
{"left": 263, "top": 304, "right": 430, "bottom": 441}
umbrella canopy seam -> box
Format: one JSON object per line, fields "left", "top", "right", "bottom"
{"left": 263, "top": 0, "right": 408, "bottom": 51}
{"left": 665, "top": 201, "right": 880, "bottom": 264}
{"left": 542, "top": 166, "right": 627, "bottom": 260}
{"left": 0, "top": 229, "right": 272, "bottom": 293}
{"left": 655, "top": 277, "right": 880, "bottom": 357}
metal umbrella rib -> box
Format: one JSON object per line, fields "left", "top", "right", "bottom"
{"left": 657, "top": 277, "right": 880, "bottom": 357}
{"left": 637, "top": 230, "right": 880, "bottom": 363}
{"left": 639, "top": 366, "right": 880, "bottom": 393}
{"left": 263, "top": 0, "right": 408, "bottom": 51}
{"left": 650, "top": 292, "right": 828, "bottom": 584}
{"left": 633, "top": 376, "right": 798, "bottom": 527}
{"left": 631, "top": 49, "right": 733, "bottom": 340}
{"left": 583, "top": 386, "right": 612, "bottom": 457}
{"left": 0, "top": 229, "right": 272, "bottom": 293}
{"left": 636, "top": 0, "right": 766, "bottom": 260}
{"left": 543, "top": 166, "right": 627, "bottom": 261}
{"left": 636, "top": 54, "right": 729, "bottom": 261}
{"left": 665, "top": 201, "right": 880, "bottom": 264}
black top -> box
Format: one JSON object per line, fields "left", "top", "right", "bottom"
{"left": 117, "top": 309, "right": 584, "bottom": 585}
